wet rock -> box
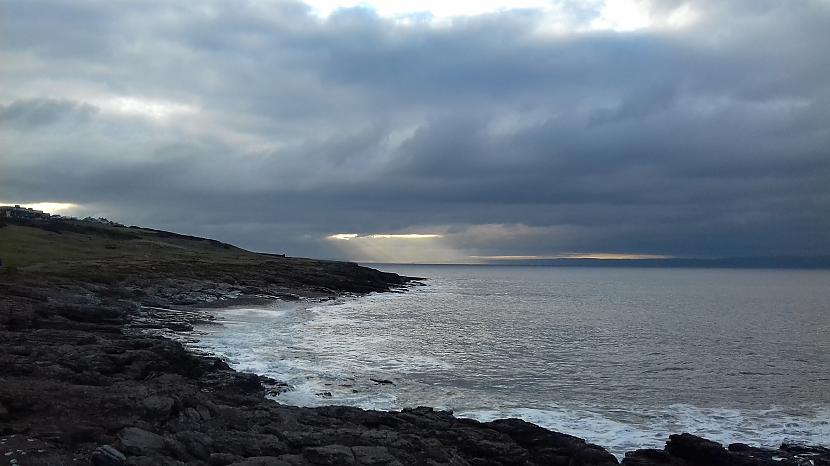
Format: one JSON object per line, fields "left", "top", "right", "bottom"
{"left": 781, "top": 442, "right": 830, "bottom": 457}
{"left": 487, "top": 418, "right": 619, "bottom": 465}
{"left": 118, "top": 427, "right": 166, "bottom": 456}
{"left": 621, "top": 434, "right": 830, "bottom": 466}
{"left": 664, "top": 433, "right": 732, "bottom": 464}
{"left": 91, "top": 445, "right": 127, "bottom": 466}
{"left": 623, "top": 448, "right": 674, "bottom": 465}
{"left": 369, "top": 378, "right": 394, "bottom": 385}
{"left": 164, "top": 321, "right": 193, "bottom": 332}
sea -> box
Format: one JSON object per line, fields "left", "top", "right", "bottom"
{"left": 186, "top": 265, "right": 830, "bottom": 457}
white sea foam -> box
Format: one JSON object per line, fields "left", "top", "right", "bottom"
{"left": 457, "top": 405, "right": 830, "bottom": 458}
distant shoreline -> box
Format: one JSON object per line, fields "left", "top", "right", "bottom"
{"left": 361, "top": 256, "right": 830, "bottom": 269}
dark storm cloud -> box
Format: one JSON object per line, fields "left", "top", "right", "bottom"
{"left": 2, "top": 0, "right": 829, "bottom": 260}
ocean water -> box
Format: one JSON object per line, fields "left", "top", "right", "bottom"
{"left": 187, "top": 266, "right": 830, "bottom": 457}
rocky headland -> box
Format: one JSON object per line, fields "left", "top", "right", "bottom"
{"left": 1, "top": 218, "right": 828, "bottom": 466}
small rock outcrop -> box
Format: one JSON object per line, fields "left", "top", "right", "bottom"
{"left": 91, "top": 445, "right": 127, "bottom": 466}
{"left": 623, "top": 433, "right": 830, "bottom": 466}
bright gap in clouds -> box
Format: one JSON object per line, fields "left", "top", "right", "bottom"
{"left": 302, "top": 0, "right": 697, "bottom": 31}
{"left": 303, "top": 0, "right": 552, "bottom": 19}
{"left": 0, "top": 202, "right": 79, "bottom": 213}
{"left": 326, "top": 233, "right": 442, "bottom": 240}
{"left": 325, "top": 233, "right": 461, "bottom": 263}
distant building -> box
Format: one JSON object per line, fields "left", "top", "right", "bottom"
{"left": 0, "top": 205, "right": 51, "bottom": 220}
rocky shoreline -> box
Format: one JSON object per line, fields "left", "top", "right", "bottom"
{"left": 2, "top": 276, "right": 827, "bottom": 466}
{"left": 1, "top": 221, "right": 828, "bottom": 465}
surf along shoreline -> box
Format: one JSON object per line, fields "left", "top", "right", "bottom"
{"left": 1, "top": 218, "right": 827, "bottom": 465}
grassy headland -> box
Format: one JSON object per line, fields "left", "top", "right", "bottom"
{"left": 0, "top": 218, "right": 405, "bottom": 297}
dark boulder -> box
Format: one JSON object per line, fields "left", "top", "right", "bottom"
{"left": 118, "top": 427, "right": 166, "bottom": 456}
{"left": 91, "top": 445, "right": 127, "bottom": 466}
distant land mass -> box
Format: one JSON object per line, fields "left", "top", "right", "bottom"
{"left": 377, "top": 257, "right": 830, "bottom": 269}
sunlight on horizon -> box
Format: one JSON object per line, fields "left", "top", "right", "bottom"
{"left": 325, "top": 232, "right": 464, "bottom": 263}
{"left": 0, "top": 201, "right": 79, "bottom": 213}
{"left": 325, "top": 232, "right": 673, "bottom": 263}
{"left": 327, "top": 233, "right": 443, "bottom": 240}
{"left": 471, "top": 253, "right": 673, "bottom": 261}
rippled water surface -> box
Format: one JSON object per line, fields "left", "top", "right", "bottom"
{"left": 189, "top": 266, "right": 830, "bottom": 456}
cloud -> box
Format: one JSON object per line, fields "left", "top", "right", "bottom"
{"left": 0, "top": 98, "right": 97, "bottom": 129}
{"left": 1, "top": 0, "right": 829, "bottom": 261}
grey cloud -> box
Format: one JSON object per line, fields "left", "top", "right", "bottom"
{"left": 1, "top": 0, "right": 829, "bottom": 260}
{"left": 0, "top": 99, "right": 97, "bottom": 129}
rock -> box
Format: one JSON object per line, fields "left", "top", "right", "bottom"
{"left": 369, "top": 378, "right": 394, "bottom": 385}
{"left": 664, "top": 433, "right": 732, "bottom": 465}
{"left": 77, "top": 334, "right": 98, "bottom": 345}
{"left": 210, "top": 452, "right": 245, "bottom": 465}
{"left": 91, "top": 445, "right": 127, "bottom": 466}
{"left": 781, "top": 442, "right": 830, "bottom": 456}
{"left": 197, "top": 404, "right": 213, "bottom": 420}
{"left": 622, "top": 448, "right": 674, "bottom": 465}
{"left": 228, "top": 457, "right": 290, "bottom": 466}
{"left": 351, "top": 446, "right": 398, "bottom": 465}
{"left": 488, "top": 418, "right": 618, "bottom": 465}
{"left": 118, "top": 427, "right": 166, "bottom": 456}
{"left": 8, "top": 345, "right": 32, "bottom": 356}
{"left": 124, "top": 455, "right": 185, "bottom": 466}
{"left": 184, "top": 407, "right": 202, "bottom": 421}
{"left": 303, "top": 445, "right": 356, "bottom": 465}
{"left": 142, "top": 395, "right": 174, "bottom": 416}
{"left": 231, "top": 373, "right": 262, "bottom": 391}
{"left": 621, "top": 435, "right": 830, "bottom": 466}
{"left": 163, "top": 437, "right": 191, "bottom": 461}
{"left": 175, "top": 430, "right": 213, "bottom": 460}
{"left": 164, "top": 321, "right": 193, "bottom": 332}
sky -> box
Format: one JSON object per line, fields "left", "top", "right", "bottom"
{"left": 1, "top": 0, "right": 829, "bottom": 263}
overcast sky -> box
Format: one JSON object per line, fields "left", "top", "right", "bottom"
{"left": 2, "top": 0, "right": 829, "bottom": 262}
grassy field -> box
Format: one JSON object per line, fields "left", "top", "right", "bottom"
{"left": 0, "top": 219, "right": 402, "bottom": 294}
{"left": 0, "top": 221, "right": 250, "bottom": 271}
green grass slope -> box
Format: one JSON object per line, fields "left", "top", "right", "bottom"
{"left": 0, "top": 219, "right": 404, "bottom": 294}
